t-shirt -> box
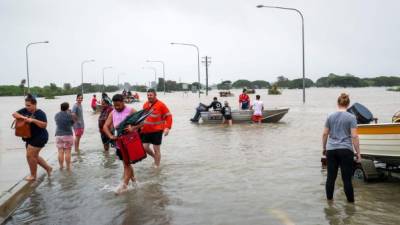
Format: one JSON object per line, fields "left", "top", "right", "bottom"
{"left": 325, "top": 111, "right": 357, "bottom": 151}
{"left": 72, "top": 103, "right": 84, "bottom": 129}
{"left": 208, "top": 101, "right": 222, "bottom": 111}
{"left": 239, "top": 94, "right": 250, "bottom": 103}
{"left": 252, "top": 100, "right": 264, "bottom": 116}
{"left": 91, "top": 98, "right": 97, "bottom": 108}
{"left": 17, "top": 108, "right": 48, "bottom": 141}
{"left": 54, "top": 111, "right": 74, "bottom": 136}
{"left": 221, "top": 106, "right": 232, "bottom": 116}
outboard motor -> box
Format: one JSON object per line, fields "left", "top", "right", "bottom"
{"left": 347, "top": 103, "right": 374, "bottom": 124}
{"left": 190, "top": 103, "right": 209, "bottom": 122}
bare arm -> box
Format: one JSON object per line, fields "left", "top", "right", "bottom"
{"left": 351, "top": 128, "right": 361, "bottom": 162}
{"left": 322, "top": 127, "right": 329, "bottom": 155}
{"left": 12, "top": 112, "right": 27, "bottom": 120}
{"left": 103, "top": 113, "right": 116, "bottom": 140}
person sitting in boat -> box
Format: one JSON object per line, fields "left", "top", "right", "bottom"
{"left": 221, "top": 101, "right": 232, "bottom": 126}
{"left": 133, "top": 92, "right": 139, "bottom": 100}
{"left": 190, "top": 97, "right": 222, "bottom": 122}
{"left": 239, "top": 89, "right": 250, "bottom": 110}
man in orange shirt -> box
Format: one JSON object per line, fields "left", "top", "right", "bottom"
{"left": 141, "top": 89, "right": 173, "bottom": 168}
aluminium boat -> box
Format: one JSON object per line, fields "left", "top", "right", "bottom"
{"left": 200, "top": 108, "right": 289, "bottom": 124}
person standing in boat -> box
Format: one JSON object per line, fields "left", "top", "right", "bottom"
{"left": 12, "top": 94, "right": 53, "bottom": 181}
{"left": 322, "top": 93, "right": 361, "bottom": 203}
{"left": 72, "top": 94, "right": 84, "bottom": 153}
{"left": 141, "top": 89, "right": 173, "bottom": 168}
{"left": 221, "top": 101, "right": 233, "bottom": 126}
{"left": 251, "top": 95, "right": 264, "bottom": 124}
{"left": 239, "top": 89, "right": 250, "bottom": 110}
{"left": 103, "top": 94, "right": 140, "bottom": 194}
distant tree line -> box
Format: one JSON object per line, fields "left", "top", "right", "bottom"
{"left": 0, "top": 82, "right": 119, "bottom": 97}
{"left": 216, "top": 74, "right": 400, "bottom": 90}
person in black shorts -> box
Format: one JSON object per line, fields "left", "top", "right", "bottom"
{"left": 12, "top": 94, "right": 53, "bottom": 181}
{"left": 221, "top": 101, "right": 233, "bottom": 126}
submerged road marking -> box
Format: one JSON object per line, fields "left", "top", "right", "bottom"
{"left": 268, "top": 208, "right": 295, "bottom": 225}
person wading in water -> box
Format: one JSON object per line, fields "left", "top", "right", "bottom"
{"left": 322, "top": 93, "right": 361, "bottom": 203}
{"left": 141, "top": 89, "right": 173, "bottom": 168}
{"left": 72, "top": 94, "right": 84, "bottom": 153}
{"left": 12, "top": 94, "right": 52, "bottom": 181}
{"left": 103, "top": 94, "right": 141, "bottom": 194}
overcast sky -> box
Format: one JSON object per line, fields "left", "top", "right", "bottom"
{"left": 0, "top": 0, "right": 399, "bottom": 87}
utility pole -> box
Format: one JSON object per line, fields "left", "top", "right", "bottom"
{"left": 202, "top": 56, "right": 211, "bottom": 96}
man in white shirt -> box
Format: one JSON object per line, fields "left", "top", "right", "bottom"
{"left": 251, "top": 95, "right": 264, "bottom": 124}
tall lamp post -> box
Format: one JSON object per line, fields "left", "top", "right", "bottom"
{"left": 102, "top": 66, "right": 113, "bottom": 92}
{"left": 146, "top": 60, "right": 165, "bottom": 94}
{"left": 26, "top": 41, "right": 49, "bottom": 93}
{"left": 81, "top": 59, "right": 95, "bottom": 94}
{"left": 142, "top": 66, "right": 158, "bottom": 88}
{"left": 170, "top": 42, "right": 201, "bottom": 98}
{"left": 256, "top": 5, "right": 306, "bottom": 103}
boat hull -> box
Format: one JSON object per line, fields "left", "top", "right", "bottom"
{"left": 358, "top": 123, "right": 400, "bottom": 165}
{"left": 200, "top": 108, "right": 289, "bottom": 124}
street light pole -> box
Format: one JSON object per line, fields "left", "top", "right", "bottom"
{"left": 102, "top": 66, "right": 113, "bottom": 92}
{"left": 81, "top": 59, "right": 95, "bottom": 94}
{"left": 26, "top": 41, "right": 49, "bottom": 93}
{"left": 256, "top": 5, "right": 306, "bottom": 103}
{"left": 146, "top": 60, "right": 166, "bottom": 94}
{"left": 170, "top": 42, "right": 201, "bottom": 98}
{"left": 142, "top": 66, "right": 157, "bottom": 87}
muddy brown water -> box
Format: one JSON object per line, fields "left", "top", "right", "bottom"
{"left": 2, "top": 88, "right": 400, "bottom": 225}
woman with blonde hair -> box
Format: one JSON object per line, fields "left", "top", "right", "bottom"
{"left": 322, "top": 93, "right": 361, "bottom": 203}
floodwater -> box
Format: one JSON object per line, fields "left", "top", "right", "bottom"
{"left": 2, "top": 88, "right": 400, "bottom": 225}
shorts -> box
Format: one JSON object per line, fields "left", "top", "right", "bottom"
{"left": 241, "top": 102, "right": 249, "bottom": 110}
{"left": 74, "top": 128, "right": 84, "bottom": 137}
{"left": 100, "top": 133, "right": 111, "bottom": 145}
{"left": 56, "top": 135, "right": 74, "bottom": 149}
{"left": 141, "top": 131, "right": 163, "bottom": 145}
{"left": 26, "top": 137, "right": 48, "bottom": 148}
{"left": 252, "top": 115, "right": 263, "bottom": 122}
{"left": 223, "top": 115, "right": 232, "bottom": 120}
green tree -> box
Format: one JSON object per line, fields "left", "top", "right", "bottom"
{"left": 288, "top": 78, "right": 314, "bottom": 89}
{"left": 251, "top": 80, "right": 270, "bottom": 89}
{"left": 232, "top": 79, "right": 252, "bottom": 89}
{"left": 217, "top": 80, "right": 232, "bottom": 90}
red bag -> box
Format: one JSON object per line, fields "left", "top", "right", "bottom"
{"left": 116, "top": 131, "right": 146, "bottom": 165}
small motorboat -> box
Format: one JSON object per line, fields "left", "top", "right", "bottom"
{"left": 247, "top": 89, "right": 256, "bottom": 94}
{"left": 124, "top": 97, "right": 140, "bottom": 104}
{"left": 219, "top": 91, "right": 234, "bottom": 97}
{"left": 344, "top": 103, "right": 400, "bottom": 181}
{"left": 200, "top": 108, "right": 289, "bottom": 123}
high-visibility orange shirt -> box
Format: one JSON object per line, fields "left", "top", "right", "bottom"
{"left": 141, "top": 100, "right": 173, "bottom": 133}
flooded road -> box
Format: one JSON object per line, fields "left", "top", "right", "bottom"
{"left": 2, "top": 88, "right": 400, "bottom": 225}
